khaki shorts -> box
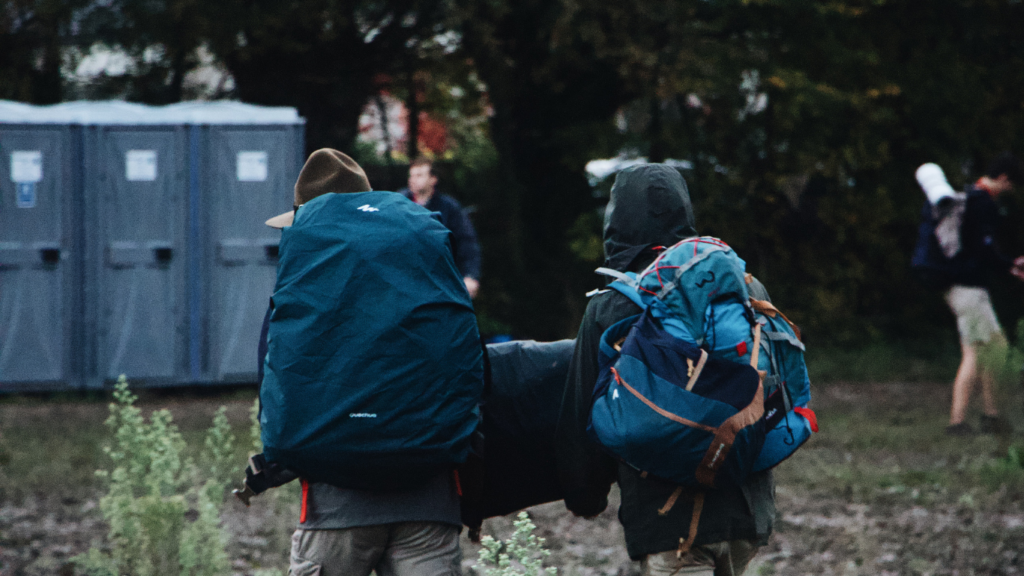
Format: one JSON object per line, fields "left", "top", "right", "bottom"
{"left": 945, "top": 286, "right": 1004, "bottom": 346}
{"left": 288, "top": 522, "right": 462, "bottom": 576}
{"left": 640, "top": 540, "right": 759, "bottom": 576}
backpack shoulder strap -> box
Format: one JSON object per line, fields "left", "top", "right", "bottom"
{"left": 596, "top": 267, "right": 638, "bottom": 287}
{"left": 596, "top": 267, "right": 646, "bottom": 309}
{"left": 608, "top": 282, "right": 646, "bottom": 309}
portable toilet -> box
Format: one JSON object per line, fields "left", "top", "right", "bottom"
{"left": 171, "top": 103, "right": 305, "bottom": 384}
{"left": 0, "top": 100, "right": 304, "bottom": 391}
{"left": 0, "top": 102, "right": 84, "bottom": 391}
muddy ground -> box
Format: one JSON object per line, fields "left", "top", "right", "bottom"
{"left": 2, "top": 381, "right": 1024, "bottom": 575}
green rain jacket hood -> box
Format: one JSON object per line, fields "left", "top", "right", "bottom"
{"left": 603, "top": 164, "right": 697, "bottom": 271}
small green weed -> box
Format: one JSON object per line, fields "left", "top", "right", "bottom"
{"left": 980, "top": 443, "right": 1024, "bottom": 491}
{"left": 976, "top": 319, "right": 1024, "bottom": 390}
{"left": 477, "top": 511, "right": 557, "bottom": 576}
{"left": 73, "top": 376, "right": 234, "bottom": 576}
{"left": 246, "top": 397, "right": 300, "bottom": 568}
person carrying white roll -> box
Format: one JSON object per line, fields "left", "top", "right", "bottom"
{"left": 912, "top": 153, "right": 1024, "bottom": 436}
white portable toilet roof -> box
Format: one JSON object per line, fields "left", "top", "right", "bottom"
{"left": 0, "top": 100, "right": 304, "bottom": 125}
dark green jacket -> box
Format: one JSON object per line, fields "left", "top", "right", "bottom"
{"left": 554, "top": 164, "right": 775, "bottom": 560}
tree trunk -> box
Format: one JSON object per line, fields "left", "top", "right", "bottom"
{"left": 376, "top": 93, "right": 393, "bottom": 161}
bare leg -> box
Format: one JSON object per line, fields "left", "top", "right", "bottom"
{"left": 950, "top": 343, "right": 978, "bottom": 426}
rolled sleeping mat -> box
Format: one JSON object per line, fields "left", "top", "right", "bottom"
{"left": 916, "top": 163, "right": 957, "bottom": 206}
{"left": 460, "top": 339, "right": 575, "bottom": 533}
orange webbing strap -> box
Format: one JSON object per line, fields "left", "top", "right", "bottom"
{"left": 669, "top": 323, "right": 761, "bottom": 561}
{"left": 694, "top": 377, "right": 765, "bottom": 487}
{"left": 677, "top": 492, "right": 705, "bottom": 559}
{"left": 685, "top": 350, "right": 709, "bottom": 391}
{"left": 749, "top": 298, "right": 802, "bottom": 341}
{"left": 750, "top": 323, "right": 762, "bottom": 368}
{"left": 658, "top": 486, "right": 684, "bottom": 516}
{"left": 611, "top": 368, "right": 717, "bottom": 433}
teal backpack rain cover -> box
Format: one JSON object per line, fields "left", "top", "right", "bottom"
{"left": 260, "top": 191, "right": 484, "bottom": 491}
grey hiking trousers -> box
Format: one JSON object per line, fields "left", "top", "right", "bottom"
{"left": 640, "top": 539, "right": 760, "bottom": 576}
{"left": 288, "top": 522, "right": 462, "bottom": 576}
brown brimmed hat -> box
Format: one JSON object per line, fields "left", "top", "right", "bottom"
{"left": 265, "top": 148, "right": 371, "bottom": 228}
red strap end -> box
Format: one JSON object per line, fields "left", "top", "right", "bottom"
{"left": 300, "top": 479, "right": 309, "bottom": 523}
{"left": 794, "top": 407, "right": 819, "bottom": 433}
{"left": 453, "top": 469, "right": 463, "bottom": 497}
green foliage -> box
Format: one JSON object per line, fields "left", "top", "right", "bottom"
{"left": 806, "top": 337, "right": 961, "bottom": 384}
{"left": 13, "top": 0, "right": 1024, "bottom": 342}
{"left": 476, "top": 512, "right": 557, "bottom": 576}
{"left": 0, "top": 0, "right": 90, "bottom": 103}
{"left": 74, "top": 376, "right": 232, "bottom": 576}
{"left": 971, "top": 319, "right": 1024, "bottom": 392}
{"left": 444, "top": 0, "right": 1024, "bottom": 341}
{"left": 73, "top": 0, "right": 214, "bottom": 102}
{"left": 250, "top": 397, "right": 263, "bottom": 455}
{"left": 602, "top": 0, "right": 1024, "bottom": 345}
{"left": 246, "top": 397, "right": 300, "bottom": 571}
{"left": 205, "top": 0, "right": 452, "bottom": 152}
{"left": 567, "top": 211, "right": 605, "bottom": 265}
{"left": 201, "top": 406, "right": 237, "bottom": 496}
{"left": 980, "top": 443, "right": 1024, "bottom": 492}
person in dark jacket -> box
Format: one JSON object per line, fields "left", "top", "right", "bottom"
{"left": 944, "top": 152, "right": 1024, "bottom": 436}
{"left": 400, "top": 157, "right": 482, "bottom": 298}
{"left": 262, "top": 149, "right": 464, "bottom": 576}
{"left": 555, "top": 164, "right": 776, "bottom": 575}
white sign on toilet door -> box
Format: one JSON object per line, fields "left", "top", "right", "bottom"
{"left": 126, "top": 150, "right": 158, "bottom": 181}
{"left": 237, "top": 151, "right": 268, "bottom": 182}
{"left": 11, "top": 151, "right": 42, "bottom": 183}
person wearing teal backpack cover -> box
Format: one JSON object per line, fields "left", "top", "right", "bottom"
{"left": 556, "top": 164, "right": 776, "bottom": 575}
{"left": 261, "top": 149, "right": 480, "bottom": 576}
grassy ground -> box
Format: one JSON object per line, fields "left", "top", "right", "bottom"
{"left": 760, "top": 381, "right": 1024, "bottom": 576}
{"left": 3, "top": 365, "right": 1024, "bottom": 574}
{"left": 804, "top": 336, "right": 964, "bottom": 384}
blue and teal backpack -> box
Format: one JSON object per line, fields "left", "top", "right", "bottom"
{"left": 587, "top": 237, "right": 817, "bottom": 490}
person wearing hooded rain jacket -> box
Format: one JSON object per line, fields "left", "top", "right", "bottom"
{"left": 555, "top": 164, "right": 776, "bottom": 575}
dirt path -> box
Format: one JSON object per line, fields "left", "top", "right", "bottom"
{"left": 3, "top": 382, "right": 1024, "bottom": 575}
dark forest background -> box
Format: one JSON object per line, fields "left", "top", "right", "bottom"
{"left": 4, "top": 0, "right": 1024, "bottom": 346}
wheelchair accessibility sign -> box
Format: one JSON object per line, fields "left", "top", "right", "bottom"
{"left": 16, "top": 182, "right": 36, "bottom": 208}
{"left": 11, "top": 150, "right": 42, "bottom": 208}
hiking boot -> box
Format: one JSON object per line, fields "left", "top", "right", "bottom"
{"left": 945, "top": 422, "right": 975, "bottom": 437}
{"left": 980, "top": 414, "right": 1012, "bottom": 435}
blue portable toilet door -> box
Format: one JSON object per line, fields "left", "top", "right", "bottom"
{"left": 0, "top": 127, "right": 79, "bottom": 389}
{"left": 203, "top": 126, "right": 299, "bottom": 382}
{"left": 93, "top": 126, "right": 188, "bottom": 384}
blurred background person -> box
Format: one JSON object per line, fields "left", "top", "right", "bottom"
{"left": 400, "top": 157, "right": 482, "bottom": 299}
